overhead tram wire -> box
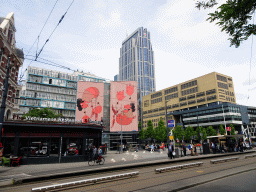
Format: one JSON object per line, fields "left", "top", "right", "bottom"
{"left": 19, "top": 0, "right": 75, "bottom": 81}
{"left": 35, "top": 0, "right": 75, "bottom": 61}
{"left": 19, "top": 0, "right": 59, "bottom": 81}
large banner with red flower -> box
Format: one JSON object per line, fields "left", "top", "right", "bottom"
{"left": 76, "top": 82, "right": 104, "bottom": 123}
{"left": 110, "top": 81, "right": 137, "bottom": 132}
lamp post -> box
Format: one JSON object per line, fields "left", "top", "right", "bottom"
{"left": 222, "top": 105, "right": 227, "bottom": 135}
{"left": 165, "top": 100, "right": 169, "bottom": 145}
{"left": 0, "top": 55, "right": 11, "bottom": 143}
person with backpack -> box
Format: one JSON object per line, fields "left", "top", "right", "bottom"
{"left": 211, "top": 142, "right": 216, "bottom": 154}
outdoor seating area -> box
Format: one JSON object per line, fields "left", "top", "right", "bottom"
{"left": 1, "top": 156, "right": 22, "bottom": 167}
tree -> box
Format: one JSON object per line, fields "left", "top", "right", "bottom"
{"left": 145, "top": 120, "right": 155, "bottom": 139}
{"left": 230, "top": 124, "right": 236, "bottom": 135}
{"left": 23, "top": 107, "right": 63, "bottom": 119}
{"left": 219, "top": 124, "right": 226, "bottom": 135}
{"left": 173, "top": 125, "right": 185, "bottom": 142}
{"left": 184, "top": 126, "right": 196, "bottom": 142}
{"left": 196, "top": 0, "right": 256, "bottom": 47}
{"left": 138, "top": 121, "right": 142, "bottom": 131}
{"left": 206, "top": 126, "right": 217, "bottom": 136}
{"left": 138, "top": 128, "right": 146, "bottom": 140}
{"left": 196, "top": 126, "right": 208, "bottom": 141}
{"left": 154, "top": 118, "right": 167, "bottom": 142}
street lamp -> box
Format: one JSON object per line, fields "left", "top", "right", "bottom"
{"left": 0, "top": 55, "right": 11, "bottom": 143}
{"left": 165, "top": 100, "right": 170, "bottom": 145}
{"left": 222, "top": 105, "right": 227, "bottom": 135}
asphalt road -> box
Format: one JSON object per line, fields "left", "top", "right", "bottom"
{"left": 2, "top": 153, "right": 256, "bottom": 192}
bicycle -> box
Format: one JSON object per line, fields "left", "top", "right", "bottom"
{"left": 88, "top": 155, "right": 105, "bottom": 166}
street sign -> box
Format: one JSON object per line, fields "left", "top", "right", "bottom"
{"left": 226, "top": 127, "right": 231, "bottom": 131}
{"left": 168, "top": 120, "right": 175, "bottom": 128}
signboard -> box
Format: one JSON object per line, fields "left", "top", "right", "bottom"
{"left": 169, "top": 135, "right": 174, "bottom": 140}
{"left": 168, "top": 120, "right": 175, "bottom": 128}
{"left": 226, "top": 127, "right": 231, "bottom": 131}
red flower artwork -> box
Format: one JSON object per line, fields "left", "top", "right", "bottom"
{"left": 116, "top": 91, "right": 125, "bottom": 101}
{"left": 126, "top": 84, "right": 134, "bottom": 96}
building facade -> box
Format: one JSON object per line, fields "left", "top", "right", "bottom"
{"left": 114, "top": 74, "right": 119, "bottom": 81}
{"left": 0, "top": 12, "right": 24, "bottom": 120}
{"left": 19, "top": 66, "right": 107, "bottom": 119}
{"left": 119, "top": 27, "right": 156, "bottom": 97}
{"left": 142, "top": 72, "right": 236, "bottom": 128}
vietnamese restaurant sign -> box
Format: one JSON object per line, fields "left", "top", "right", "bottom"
{"left": 24, "top": 116, "right": 103, "bottom": 125}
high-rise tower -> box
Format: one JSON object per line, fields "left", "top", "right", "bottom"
{"left": 119, "top": 27, "right": 156, "bottom": 98}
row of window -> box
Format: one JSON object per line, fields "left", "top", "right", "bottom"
{"left": 165, "top": 92, "right": 178, "bottom": 100}
{"left": 183, "top": 106, "right": 241, "bottom": 118}
{"left": 217, "top": 82, "right": 228, "bottom": 90}
{"left": 181, "top": 87, "right": 198, "bottom": 96}
{"left": 151, "top": 97, "right": 162, "bottom": 104}
{"left": 164, "top": 87, "right": 178, "bottom": 95}
{"left": 217, "top": 74, "right": 227, "bottom": 82}
{"left": 206, "top": 89, "right": 216, "bottom": 95}
{"left": 25, "top": 83, "right": 77, "bottom": 95}
{"left": 151, "top": 91, "right": 162, "bottom": 99}
{"left": 181, "top": 80, "right": 197, "bottom": 90}
{"left": 28, "top": 67, "right": 78, "bottom": 81}
{"left": 184, "top": 116, "right": 242, "bottom": 124}
{"left": 20, "top": 99, "right": 76, "bottom": 109}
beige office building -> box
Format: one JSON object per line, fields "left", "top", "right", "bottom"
{"left": 142, "top": 72, "right": 236, "bottom": 128}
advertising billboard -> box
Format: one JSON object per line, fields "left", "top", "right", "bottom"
{"left": 76, "top": 82, "right": 104, "bottom": 123}
{"left": 110, "top": 81, "right": 137, "bottom": 132}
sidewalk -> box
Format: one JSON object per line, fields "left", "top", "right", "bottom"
{"left": 0, "top": 148, "right": 255, "bottom": 187}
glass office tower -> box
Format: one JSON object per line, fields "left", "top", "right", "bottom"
{"left": 119, "top": 27, "right": 156, "bottom": 98}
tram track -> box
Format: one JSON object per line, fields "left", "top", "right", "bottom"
{"left": 2, "top": 153, "right": 256, "bottom": 192}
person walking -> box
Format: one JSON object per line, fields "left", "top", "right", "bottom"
{"left": 168, "top": 142, "right": 174, "bottom": 159}
{"left": 194, "top": 143, "right": 198, "bottom": 156}
{"left": 211, "top": 142, "right": 216, "bottom": 154}
{"left": 182, "top": 143, "right": 186, "bottom": 156}
{"left": 93, "top": 146, "right": 97, "bottom": 160}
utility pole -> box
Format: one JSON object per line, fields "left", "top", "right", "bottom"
{"left": 0, "top": 55, "right": 11, "bottom": 143}
{"left": 222, "top": 105, "right": 227, "bottom": 135}
{"left": 165, "top": 100, "right": 169, "bottom": 145}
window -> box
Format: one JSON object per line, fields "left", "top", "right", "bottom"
{"left": 181, "top": 80, "right": 197, "bottom": 90}
{"left": 217, "top": 74, "right": 227, "bottom": 82}
{"left": 180, "top": 102, "right": 187, "bottom": 107}
{"left": 197, "top": 98, "right": 206, "bottom": 103}
{"left": 188, "top": 100, "right": 196, "bottom": 105}
{"left": 206, "top": 89, "right": 216, "bottom": 95}
{"left": 229, "top": 83, "right": 233, "bottom": 88}
{"left": 144, "top": 100, "right": 149, "bottom": 107}
{"left": 181, "top": 87, "right": 198, "bottom": 96}
{"left": 172, "top": 104, "right": 179, "bottom": 108}
{"left": 187, "top": 94, "right": 195, "bottom": 100}
{"left": 196, "top": 92, "right": 205, "bottom": 97}
{"left": 165, "top": 87, "right": 178, "bottom": 95}
{"left": 151, "top": 92, "right": 162, "bottom": 99}
{"left": 165, "top": 92, "right": 178, "bottom": 100}
{"left": 49, "top": 79, "right": 52, "bottom": 84}
{"left": 218, "top": 82, "right": 228, "bottom": 90}
{"left": 207, "top": 95, "right": 216, "bottom": 101}
{"left": 179, "top": 97, "right": 186, "bottom": 102}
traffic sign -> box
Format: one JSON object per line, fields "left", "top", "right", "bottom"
{"left": 168, "top": 120, "right": 175, "bottom": 128}
{"left": 226, "top": 127, "right": 231, "bottom": 131}
{"left": 169, "top": 135, "right": 174, "bottom": 140}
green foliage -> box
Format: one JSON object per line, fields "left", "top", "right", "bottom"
{"left": 23, "top": 107, "right": 63, "bottom": 119}
{"left": 196, "top": 126, "right": 207, "bottom": 141}
{"left": 154, "top": 117, "right": 167, "bottom": 142}
{"left": 230, "top": 124, "right": 236, "bottom": 135}
{"left": 206, "top": 126, "right": 217, "bottom": 136}
{"left": 196, "top": 0, "right": 256, "bottom": 47}
{"left": 219, "top": 124, "right": 226, "bottom": 135}
{"left": 138, "top": 128, "right": 146, "bottom": 140}
{"left": 145, "top": 120, "right": 155, "bottom": 139}
{"left": 173, "top": 125, "right": 185, "bottom": 141}
{"left": 184, "top": 126, "right": 196, "bottom": 142}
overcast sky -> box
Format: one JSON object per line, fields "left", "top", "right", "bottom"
{"left": 2, "top": 0, "right": 256, "bottom": 107}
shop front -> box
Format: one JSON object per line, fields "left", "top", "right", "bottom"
{"left": 1, "top": 121, "right": 103, "bottom": 164}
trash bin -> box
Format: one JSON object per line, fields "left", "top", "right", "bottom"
{"left": 203, "top": 143, "right": 210, "bottom": 154}
{"left": 174, "top": 148, "right": 179, "bottom": 158}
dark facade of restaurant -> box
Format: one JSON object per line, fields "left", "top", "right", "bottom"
{"left": 1, "top": 121, "right": 103, "bottom": 164}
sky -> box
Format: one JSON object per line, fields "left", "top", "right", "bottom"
{"left": 1, "top": 0, "right": 256, "bottom": 107}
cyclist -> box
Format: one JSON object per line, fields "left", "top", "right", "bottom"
{"left": 96, "top": 147, "right": 103, "bottom": 163}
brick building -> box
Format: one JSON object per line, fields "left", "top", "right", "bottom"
{"left": 0, "top": 12, "right": 24, "bottom": 120}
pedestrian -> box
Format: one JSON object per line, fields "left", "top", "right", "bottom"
{"left": 93, "top": 146, "right": 97, "bottom": 160}
{"left": 168, "top": 142, "right": 174, "bottom": 159}
{"left": 194, "top": 143, "right": 198, "bottom": 156}
{"left": 183, "top": 143, "right": 186, "bottom": 156}
{"left": 191, "top": 143, "right": 194, "bottom": 156}
{"left": 211, "top": 142, "right": 216, "bottom": 154}
{"left": 135, "top": 145, "right": 138, "bottom": 152}
{"left": 151, "top": 144, "right": 154, "bottom": 152}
